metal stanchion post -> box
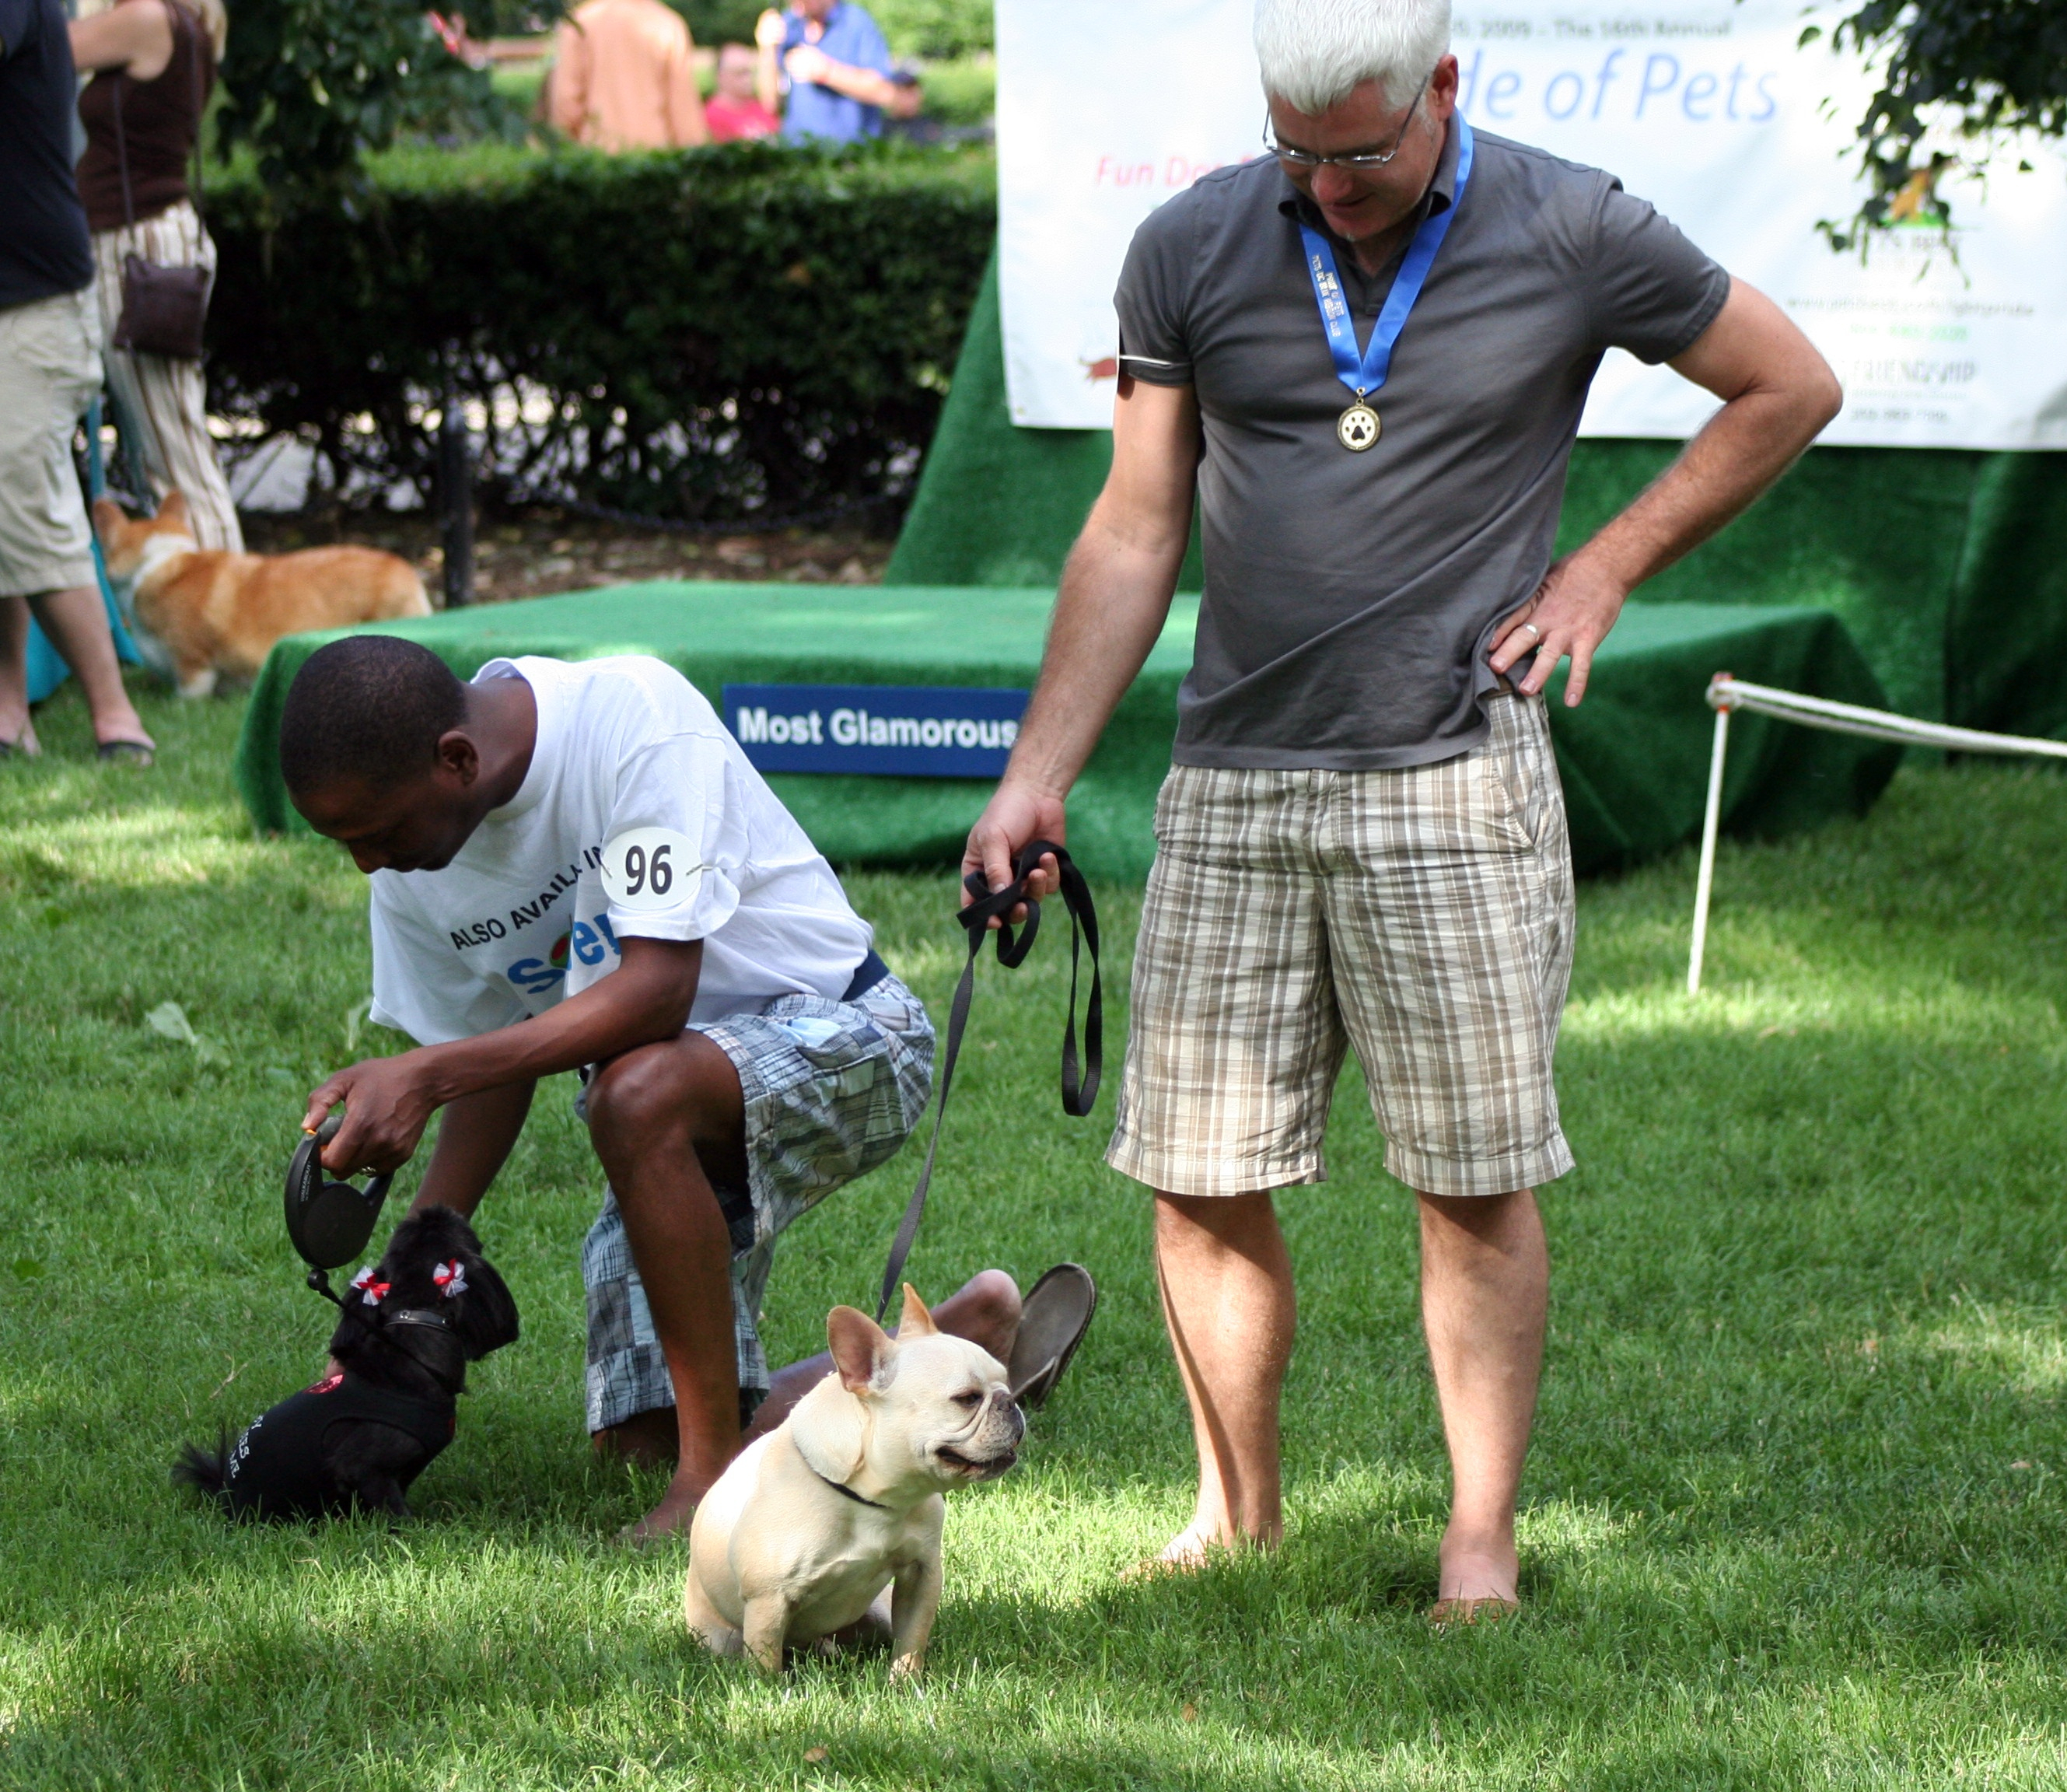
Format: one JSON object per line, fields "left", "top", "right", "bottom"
{"left": 1687, "top": 694, "right": 1732, "bottom": 996}
{"left": 439, "top": 390, "right": 474, "bottom": 609}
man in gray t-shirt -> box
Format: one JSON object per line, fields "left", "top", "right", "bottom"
{"left": 967, "top": 0, "right": 1840, "bottom": 1617}
{"left": 1114, "top": 106, "right": 1729, "bottom": 768}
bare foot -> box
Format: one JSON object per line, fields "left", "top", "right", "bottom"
{"left": 1430, "top": 1533, "right": 1520, "bottom": 1621}
{"left": 617, "top": 1466, "right": 711, "bottom": 1545}
{"left": 1427, "top": 1596, "right": 1520, "bottom": 1626}
{"left": 1121, "top": 1519, "right": 1275, "bottom": 1580}
{"left": 594, "top": 1412, "right": 701, "bottom": 1543}
{"left": 591, "top": 1407, "right": 678, "bottom": 1468}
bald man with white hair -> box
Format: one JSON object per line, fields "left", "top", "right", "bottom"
{"left": 965, "top": 0, "right": 1841, "bottom": 1618}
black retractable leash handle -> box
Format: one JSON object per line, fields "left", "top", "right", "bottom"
{"left": 285, "top": 1115, "right": 395, "bottom": 1303}
{"left": 873, "top": 839, "right": 1102, "bottom": 1324}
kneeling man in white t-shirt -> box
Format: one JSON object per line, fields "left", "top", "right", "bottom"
{"left": 282, "top": 636, "right": 1030, "bottom": 1538}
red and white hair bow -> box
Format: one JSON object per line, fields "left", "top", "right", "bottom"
{"left": 350, "top": 1266, "right": 391, "bottom": 1307}
{"left": 433, "top": 1259, "right": 469, "bottom": 1300}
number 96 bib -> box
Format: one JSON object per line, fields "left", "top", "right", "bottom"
{"left": 600, "top": 826, "right": 705, "bottom": 914}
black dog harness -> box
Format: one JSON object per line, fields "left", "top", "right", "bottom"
{"left": 328, "top": 1296, "right": 470, "bottom": 1396}
{"left": 219, "top": 1370, "right": 455, "bottom": 1519}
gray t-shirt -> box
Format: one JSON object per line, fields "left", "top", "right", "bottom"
{"left": 1114, "top": 123, "right": 1729, "bottom": 769}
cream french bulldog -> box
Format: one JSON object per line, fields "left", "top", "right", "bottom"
{"left": 686, "top": 1286, "right": 1024, "bottom": 1677}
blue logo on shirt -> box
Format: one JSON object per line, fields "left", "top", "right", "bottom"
{"left": 505, "top": 914, "right": 621, "bottom": 995}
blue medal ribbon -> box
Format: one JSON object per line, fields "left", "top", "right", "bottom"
{"left": 1299, "top": 114, "right": 1474, "bottom": 411}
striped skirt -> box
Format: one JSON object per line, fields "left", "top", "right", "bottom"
{"left": 90, "top": 200, "right": 243, "bottom": 553}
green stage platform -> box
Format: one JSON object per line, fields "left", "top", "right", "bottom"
{"left": 236, "top": 586, "right": 1895, "bottom": 880}
{"left": 890, "top": 254, "right": 2067, "bottom": 739}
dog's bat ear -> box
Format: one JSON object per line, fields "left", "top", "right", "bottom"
{"left": 897, "top": 1283, "right": 938, "bottom": 1338}
{"left": 826, "top": 1305, "right": 892, "bottom": 1394}
{"left": 452, "top": 1255, "right": 519, "bottom": 1359}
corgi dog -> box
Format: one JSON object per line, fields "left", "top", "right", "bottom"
{"left": 94, "top": 492, "right": 433, "bottom": 698}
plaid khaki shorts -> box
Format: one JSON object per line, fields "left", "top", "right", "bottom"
{"left": 581, "top": 973, "right": 935, "bottom": 1432}
{"left": 1107, "top": 695, "right": 1576, "bottom": 1202}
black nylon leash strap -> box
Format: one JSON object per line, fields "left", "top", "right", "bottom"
{"left": 873, "top": 840, "right": 1103, "bottom": 1324}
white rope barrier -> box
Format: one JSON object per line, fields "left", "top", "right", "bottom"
{"left": 1687, "top": 673, "right": 2067, "bottom": 994}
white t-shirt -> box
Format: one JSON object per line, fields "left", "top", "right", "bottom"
{"left": 367, "top": 655, "right": 873, "bottom": 1046}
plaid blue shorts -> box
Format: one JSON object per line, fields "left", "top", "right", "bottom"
{"left": 580, "top": 972, "right": 934, "bottom": 1433}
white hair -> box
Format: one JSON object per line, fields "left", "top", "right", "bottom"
{"left": 1254, "top": 0, "right": 1450, "bottom": 114}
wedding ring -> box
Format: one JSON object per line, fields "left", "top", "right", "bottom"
{"left": 1521, "top": 622, "right": 1540, "bottom": 639}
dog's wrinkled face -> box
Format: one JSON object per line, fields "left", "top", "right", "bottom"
{"left": 877, "top": 1332, "right": 1024, "bottom": 1486}
{"left": 820, "top": 1287, "right": 1024, "bottom": 1495}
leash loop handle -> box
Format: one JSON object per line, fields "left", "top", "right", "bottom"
{"left": 874, "top": 841, "right": 1102, "bottom": 1323}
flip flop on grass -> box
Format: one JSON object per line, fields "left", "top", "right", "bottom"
{"left": 1006, "top": 1263, "right": 1097, "bottom": 1411}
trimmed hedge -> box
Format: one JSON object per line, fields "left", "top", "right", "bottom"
{"left": 205, "top": 140, "right": 997, "bottom": 523}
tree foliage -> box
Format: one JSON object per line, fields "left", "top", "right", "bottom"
{"left": 868, "top": 0, "right": 993, "bottom": 61}
{"left": 673, "top": 0, "right": 992, "bottom": 58}
{"left": 215, "top": 0, "right": 509, "bottom": 208}
{"left": 1817, "top": 0, "right": 2067, "bottom": 240}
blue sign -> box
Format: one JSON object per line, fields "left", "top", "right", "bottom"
{"left": 722, "top": 683, "right": 1029, "bottom": 778}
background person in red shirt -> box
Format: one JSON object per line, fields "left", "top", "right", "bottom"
{"left": 703, "top": 40, "right": 778, "bottom": 142}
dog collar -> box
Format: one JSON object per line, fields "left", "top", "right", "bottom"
{"left": 341, "top": 1303, "right": 467, "bottom": 1397}
{"left": 809, "top": 1465, "right": 889, "bottom": 1510}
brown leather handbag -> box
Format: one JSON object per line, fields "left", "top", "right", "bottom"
{"left": 109, "top": 23, "right": 212, "bottom": 360}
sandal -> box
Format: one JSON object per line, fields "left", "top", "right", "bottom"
{"left": 96, "top": 738, "right": 155, "bottom": 766}
{"left": 1007, "top": 1263, "right": 1098, "bottom": 1410}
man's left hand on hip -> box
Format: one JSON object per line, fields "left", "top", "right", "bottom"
{"left": 1488, "top": 554, "right": 1628, "bottom": 707}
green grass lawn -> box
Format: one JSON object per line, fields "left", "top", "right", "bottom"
{"left": 6, "top": 681, "right": 2067, "bottom": 1788}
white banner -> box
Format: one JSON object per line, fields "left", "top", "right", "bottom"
{"left": 995, "top": 0, "right": 2067, "bottom": 448}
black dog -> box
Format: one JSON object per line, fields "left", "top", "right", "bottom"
{"left": 175, "top": 1206, "right": 519, "bottom": 1519}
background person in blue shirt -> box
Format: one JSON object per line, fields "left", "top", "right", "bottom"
{"left": 754, "top": 0, "right": 918, "bottom": 145}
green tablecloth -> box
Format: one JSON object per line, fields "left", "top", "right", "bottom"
{"left": 236, "top": 585, "right": 1894, "bottom": 880}
{"left": 888, "top": 251, "right": 2067, "bottom": 736}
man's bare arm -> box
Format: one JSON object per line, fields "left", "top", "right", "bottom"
{"left": 1490, "top": 278, "right": 1842, "bottom": 704}
{"left": 306, "top": 936, "right": 700, "bottom": 1174}
{"left": 754, "top": 8, "right": 785, "bottom": 114}
{"left": 407, "top": 1081, "right": 537, "bottom": 1219}
{"left": 964, "top": 376, "right": 1201, "bottom": 903}
{"left": 782, "top": 43, "right": 904, "bottom": 110}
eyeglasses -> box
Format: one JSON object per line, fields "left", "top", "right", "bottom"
{"left": 1265, "top": 88, "right": 1425, "bottom": 172}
